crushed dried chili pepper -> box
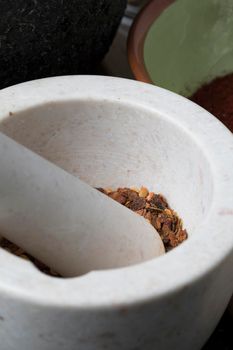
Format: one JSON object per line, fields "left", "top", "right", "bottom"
{"left": 0, "top": 236, "right": 60, "bottom": 277}
{"left": 98, "top": 187, "right": 188, "bottom": 251}
{"left": 0, "top": 186, "right": 188, "bottom": 276}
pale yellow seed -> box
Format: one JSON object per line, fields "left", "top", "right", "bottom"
{"left": 139, "top": 186, "right": 149, "bottom": 198}
{"left": 105, "top": 188, "right": 113, "bottom": 194}
{"left": 164, "top": 208, "right": 172, "bottom": 216}
{"left": 131, "top": 186, "right": 140, "bottom": 193}
{"left": 146, "top": 192, "right": 154, "bottom": 201}
{"left": 20, "top": 254, "right": 30, "bottom": 260}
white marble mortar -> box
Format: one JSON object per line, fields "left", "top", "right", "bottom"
{"left": 0, "top": 76, "right": 232, "bottom": 350}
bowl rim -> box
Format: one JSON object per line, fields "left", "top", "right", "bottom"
{"left": 0, "top": 75, "right": 232, "bottom": 308}
{"left": 127, "top": 0, "right": 176, "bottom": 83}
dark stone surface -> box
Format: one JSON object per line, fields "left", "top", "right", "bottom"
{"left": 0, "top": 0, "right": 126, "bottom": 89}
{"left": 203, "top": 311, "right": 233, "bottom": 350}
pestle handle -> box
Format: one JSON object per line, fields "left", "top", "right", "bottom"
{"left": 0, "top": 132, "right": 164, "bottom": 276}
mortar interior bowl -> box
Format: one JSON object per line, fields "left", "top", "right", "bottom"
{"left": 0, "top": 76, "right": 232, "bottom": 350}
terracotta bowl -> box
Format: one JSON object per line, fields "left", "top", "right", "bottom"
{"left": 128, "top": 0, "right": 233, "bottom": 97}
{"left": 128, "top": 0, "right": 175, "bottom": 84}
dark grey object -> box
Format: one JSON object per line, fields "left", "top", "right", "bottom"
{"left": 0, "top": 0, "right": 126, "bottom": 89}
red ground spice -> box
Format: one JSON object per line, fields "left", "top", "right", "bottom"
{"left": 190, "top": 73, "right": 233, "bottom": 132}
